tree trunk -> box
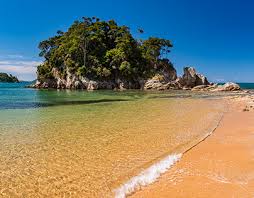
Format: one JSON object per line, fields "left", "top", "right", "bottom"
{"left": 83, "top": 39, "right": 87, "bottom": 68}
{"left": 81, "top": 36, "right": 88, "bottom": 68}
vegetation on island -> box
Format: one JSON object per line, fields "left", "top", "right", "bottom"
{"left": 37, "top": 17, "right": 174, "bottom": 83}
{"left": 0, "top": 73, "right": 19, "bottom": 83}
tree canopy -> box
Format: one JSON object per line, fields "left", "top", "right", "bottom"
{"left": 0, "top": 73, "right": 19, "bottom": 83}
{"left": 37, "top": 17, "right": 174, "bottom": 82}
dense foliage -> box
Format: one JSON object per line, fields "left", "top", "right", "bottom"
{"left": 37, "top": 17, "right": 174, "bottom": 82}
{"left": 0, "top": 73, "right": 19, "bottom": 83}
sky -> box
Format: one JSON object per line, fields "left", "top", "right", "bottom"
{"left": 0, "top": 0, "right": 254, "bottom": 82}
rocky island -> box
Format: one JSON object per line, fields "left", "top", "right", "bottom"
{"left": 0, "top": 73, "right": 19, "bottom": 83}
{"left": 32, "top": 17, "right": 240, "bottom": 92}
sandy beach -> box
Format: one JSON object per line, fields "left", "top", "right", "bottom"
{"left": 130, "top": 95, "right": 254, "bottom": 198}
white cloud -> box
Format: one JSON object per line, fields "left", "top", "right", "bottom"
{"left": 0, "top": 60, "right": 42, "bottom": 81}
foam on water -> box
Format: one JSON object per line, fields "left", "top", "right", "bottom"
{"left": 113, "top": 111, "right": 224, "bottom": 198}
{"left": 114, "top": 153, "right": 182, "bottom": 198}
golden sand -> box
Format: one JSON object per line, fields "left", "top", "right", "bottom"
{"left": 130, "top": 95, "right": 254, "bottom": 198}
{"left": 0, "top": 97, "right": 223, "bottom": 197}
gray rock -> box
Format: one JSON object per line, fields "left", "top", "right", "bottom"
{"left": 165, "top": 80, "right": 182, "bottom": 90}
{"left": 87, "top": 81, "right": 98, "bottom": 90}
{"left": 191, "top": 85, "right": 209, "bottom": 91}
{"left": 144, "top": 79, "right": 163, "bottom": 90}
{"left": 211, "top": 82, "right": 241, "bottom": 92}
{"left": 180, "top": 67, "right": 210, "bottom": 88}
{"left": 191, "top": 82, "right": 241, "bottom": 92}
{"left": 182, "top": 67, "right": 197, "bottom": 87}
{"left": 196, "top": 73, "right": 209, "bottom": 86}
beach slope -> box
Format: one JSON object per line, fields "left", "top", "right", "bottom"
{"left": 131, "top": 96, "right": 254, "bottom": 198}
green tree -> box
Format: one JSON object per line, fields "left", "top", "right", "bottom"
{"left": 37, "top": 17, "right": 174, "bottom": 83}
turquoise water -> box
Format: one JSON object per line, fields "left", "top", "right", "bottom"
{"left": 238, "top": 83, "right": 254, "bottom": 89}
{"left": 0, "top": 82, "right": 146, "bottom": 109}
{"left": 217, "top": 82, "right": 254, "bottom": 90}
{"left": 0, "top": 82, "right": 205, "bottom": 110}
{"left": 0, "top": 82, "right": 226, "bottom": 197}
{"left": 1, "top": 82, "right": 250, "bottom": 110}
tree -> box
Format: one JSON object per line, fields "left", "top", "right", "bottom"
{"left": 37, "top": 17, "right": 174, "bottom": 82}
{"left": 0, "top": 73, "right": 19, "bottom": 83}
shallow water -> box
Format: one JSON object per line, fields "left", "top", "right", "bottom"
{"left": 0, "top": 83, "right": 225, "bottom": 197}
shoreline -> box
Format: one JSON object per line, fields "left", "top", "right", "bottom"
{"left": 114, "top": 99, "right": 225, "bottom": 198}
{"left": 113, "top": 97, "right": 224, "bottom": 198}
{"left": 128, "top": 94, "right": 254, "bottom": 198}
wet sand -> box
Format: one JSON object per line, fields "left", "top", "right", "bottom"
{"left": 131, "top": 95, "right": 254, "bottom": 198}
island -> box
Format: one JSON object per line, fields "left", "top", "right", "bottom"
{"left": 32, "top": 17, "right": 240, "bottom": 92}
{"left": 0, "top": 73, "right": 19, "bottom": 83}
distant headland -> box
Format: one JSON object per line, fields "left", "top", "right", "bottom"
{"left": 31, "top": 17, "right": 240, "bottom": 92}
{"left": 0, "top": 73, "right": 19, "bottom": 83}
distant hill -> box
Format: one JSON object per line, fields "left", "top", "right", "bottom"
{"left": 0, "top": 73, "right": 19, "bottom": 83}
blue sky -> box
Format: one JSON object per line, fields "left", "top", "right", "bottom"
{"left": 0, "top": 0, "right": 254, "bottom": 81}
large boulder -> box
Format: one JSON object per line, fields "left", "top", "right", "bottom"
{"left": 143, "top": 78, "right": 182, "bottom": 91}
{"left": 144, "top": 79, "right": 164, "bottom": 90}
{"left": 191, "top": 82, "right": 241, "bottom": 92}
{"left": 196, "top": 73, "right": 209, "bottom": 86}
{"left": 143, "top": 64, "right": 178, "bottom": 90}
{"left": 165, "top": 80, "right": 182, "bottom": 90}
{"left": 211, "top": 82, "right": 241, "bottom": 92}
{"left": 181, "top": 67, "right": 210, "bottom": 88}
{"left": 182, "top": 67, "right": 197, "bottom": 87}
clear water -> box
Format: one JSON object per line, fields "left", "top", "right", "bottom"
{"left": 218, "top": 82, "right": 254, "bottom": 90}
{"left": 0, "top": 82, "right": 225, "bottom": 197}
{"left": 238, "top": 83, "right": 254, "bottom": 89}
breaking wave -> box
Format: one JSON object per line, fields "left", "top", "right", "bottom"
{"left": 114, "top": 110, "right": 224, "bottom": 198}
{"left": 114, "top": 153, "right": 182, "bottom": 198}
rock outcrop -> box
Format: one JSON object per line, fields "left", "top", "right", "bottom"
{"left": 32, "top": 67, "right": 143, "bottom": 90}
{"left": 143, "top": 79, "right": 182, "bottom": 91}
{"left": 144, "top": 79, "right": 163, "bottom": 90}
{"left": 30, "top": 66, "right": 241, "bottom": 93}
{"left": 181, "top": 67, "right": 209, "bottom": 88}
{"left": 33, "top": 63, "right": 177, "bottom": 91}
{"left": 191, "top": 82, "right": 241, "bottom": 92}
{"left": 211, "top": 82, "right": 241, "bottom": 92}
{"left": 144, "top": 67, "right": 209, "bottom": 91}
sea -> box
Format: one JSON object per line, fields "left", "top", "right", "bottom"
{"left": 0, "top": 82, "right": 249, "bottom": 197}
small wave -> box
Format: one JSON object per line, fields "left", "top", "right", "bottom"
{"left": 114, "top": 153, "right": 182, "bottom": 198}
{"left": 114, "top": 105, "right": 224, "bottom": 198}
